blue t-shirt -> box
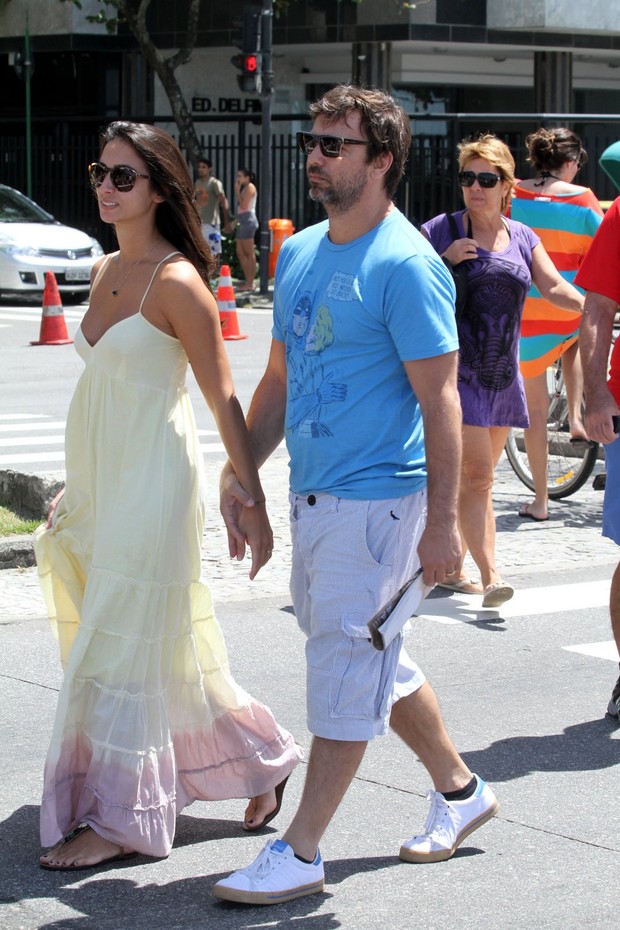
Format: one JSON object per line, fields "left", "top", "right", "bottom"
{"left": 272, "top": 208, "right": 458, "bottom": 499}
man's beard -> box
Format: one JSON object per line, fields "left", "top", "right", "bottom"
{"left": 308, "top": 166, "right": 369, "bottom": 213}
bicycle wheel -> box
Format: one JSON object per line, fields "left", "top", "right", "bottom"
{"left": 505, "top": 362, "right": 600, "bottom": 499}
{"left": 506, "top": 427, "right": 599, "bottom": 498}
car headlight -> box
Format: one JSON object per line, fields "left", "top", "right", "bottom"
{"left": 90, "top": 239, "right": 104, "bottom": 257}
{"left": 0, "top": 242, "right": 40, "bottom": 256}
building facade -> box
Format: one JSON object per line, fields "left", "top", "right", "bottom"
{"left": 1, "top": 0, "right": 619, "bottom": 241}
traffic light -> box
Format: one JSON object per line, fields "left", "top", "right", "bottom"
{"left": 232, "top": 5, "right": 262, "bottom": 94}
{"left": 231, "top": 51, "right": 261, "bottom": 93}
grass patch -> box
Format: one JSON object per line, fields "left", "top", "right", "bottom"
{"left": 0, "top": 504, "right": 40, "bottom": 537}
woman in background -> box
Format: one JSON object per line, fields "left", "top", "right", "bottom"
{"left": 234, "top": 167, "right": 259, "bottom": 291}
{"left": 423, "top": 134, "right": 583, "bottom": 607}
{"left": 511, "top": 128, "right": 603, "bottom": 521}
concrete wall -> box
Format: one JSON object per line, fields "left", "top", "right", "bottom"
{"left": 0, "top": 0, "right": 107, "bottom": 36}
{"left": 156, "top": 40, "right": 620, "bottom": 137}
{"left": 488, "top": 0, "right": 618, "bottom": 32}
{"left": 356, "top": 0, "right": 436, "bottom": 26}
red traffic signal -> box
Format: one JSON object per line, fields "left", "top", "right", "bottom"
{"left": 231, "top": 5, "right": 262, "bottom": 94}
{"left": 231, "top": 51, "right": 261, "bottom": 93}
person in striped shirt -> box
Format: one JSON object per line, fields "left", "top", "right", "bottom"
{"left": 511, "top": 128, "right": 603, "bottom": 521}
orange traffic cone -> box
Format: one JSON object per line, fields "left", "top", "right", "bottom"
{"left": 31, "top": 272, "right": 73, "bottom": 346}
{"left": 217, "top": 265, "right": 247, "bottom": 341}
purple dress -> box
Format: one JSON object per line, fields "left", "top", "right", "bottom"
{"left": 422, "top": 209, "right": 539, "bottom": 428}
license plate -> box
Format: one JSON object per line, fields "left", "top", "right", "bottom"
{"left": 65, "top": 269, "right": 90, "bottom": 281}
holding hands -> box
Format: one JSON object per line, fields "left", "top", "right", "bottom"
{"left": 220, "top": 462, "right": 274, "bottom": 580}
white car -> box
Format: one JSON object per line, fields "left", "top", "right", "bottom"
{"left": 0, "top": 184, "right": 104, "bottom": 303}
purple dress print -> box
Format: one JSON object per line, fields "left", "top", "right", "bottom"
{"left": 422, "top": 209, "right": 540, "bottom": 428}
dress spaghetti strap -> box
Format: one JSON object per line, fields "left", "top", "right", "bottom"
{"left": 138, "top": 251, "right": 181, "bottom": 314}
{"left": 91, "top": 254, "right": 115, "bottom": 292}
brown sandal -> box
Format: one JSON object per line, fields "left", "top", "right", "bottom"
{"left": 39, "top": 824, "right": 137, "bottom": 871}
{"left": 243, "top": 775, "right": 290, "bottom": 832}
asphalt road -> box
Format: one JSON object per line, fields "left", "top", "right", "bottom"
{"left": 1, "top": 297, "right": 619, "bottom": 929}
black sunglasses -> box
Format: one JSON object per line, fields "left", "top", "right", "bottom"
{"left": 458, "top": 170, "right": 503, "bottom": 189}
{"left": 297, "top": 131, "right": 371, "bottom": 158}
{"left": 88, "top": 161, "right": 150, "bottom": 193}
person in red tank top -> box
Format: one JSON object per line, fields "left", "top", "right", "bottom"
{"left": 575, "top": 196, "right": 620, "bottom": 720}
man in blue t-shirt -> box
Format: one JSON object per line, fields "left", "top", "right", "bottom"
{"left": 215, "top": 85, "right": 499, "bottom": 906}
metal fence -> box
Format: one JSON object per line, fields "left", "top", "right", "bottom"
{"left": 2, "top": 113, "right": 620, "bottom": 254}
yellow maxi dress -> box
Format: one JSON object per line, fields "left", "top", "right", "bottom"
{"left": 34, "top": 255, "right": 301, "bottom": 856}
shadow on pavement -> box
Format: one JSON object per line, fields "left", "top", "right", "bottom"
{"left": 461, "top": 717, "right": 619, "bottom": 782}
{"left": 1, "top": 808, "right": 407, "bottom": 930}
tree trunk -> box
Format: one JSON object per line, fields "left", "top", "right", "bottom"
{"left": 115, "top": 0, "right": 203, "bottom": 167}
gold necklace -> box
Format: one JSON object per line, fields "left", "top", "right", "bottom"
{"left": 111, "top": 243, "right": 159, "bottom": 297}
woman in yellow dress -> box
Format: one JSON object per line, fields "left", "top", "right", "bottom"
{"left": 35, "top": 121, "right": 301, "bottom": 871}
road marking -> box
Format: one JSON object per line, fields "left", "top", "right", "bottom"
{"left": 0, "top": 435, "right": 65, "bottom": 448}
{"left": 0, "top": 313, "right": 84, "bottom": 326}
{"left": 0, "top": 416, "right": 228, "bottom": 467}
{"left": 420, "top": 579, "right": 611, "bottom": 625}
{"left": 0, "top": 449, "right": 66, "bottom": 465}
{"left": 563, "top": 641, "right": 619, "bottom": 661}
{"left": 0, "top": 420, "right": 66, "bottom": 433}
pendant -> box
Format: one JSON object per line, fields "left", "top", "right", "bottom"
{"left": 112, "top": 290, "right": 118, "bottom": 297}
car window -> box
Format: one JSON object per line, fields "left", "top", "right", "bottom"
{"left": 0, "top": 187, "right": 54, "bottom": 223}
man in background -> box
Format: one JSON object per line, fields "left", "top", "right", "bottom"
{"left": 194, "top": 157, "right": 230, "bottom": 263}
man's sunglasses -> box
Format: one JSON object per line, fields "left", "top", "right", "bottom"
{"left": 458, "top": 171, "right": 503, "bottom": 189}
{"left": 88, "top": 161, "right": 150, "bottom": 192}
{"left": 296, "top": 131, "right": 371, "bottom": 158}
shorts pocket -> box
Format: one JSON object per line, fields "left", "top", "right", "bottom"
{"left": 328, "top": 611, "right": 401, "bottom": 723}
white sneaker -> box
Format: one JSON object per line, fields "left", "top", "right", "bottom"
{"left": 212, "top": 839, "right": 324, "bottom": 905}
{"left": 400, "top": 775, "right": 499, "bottom": 863}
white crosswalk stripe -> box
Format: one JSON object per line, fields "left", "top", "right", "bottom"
{"left": 0, "top": 307, "right": 85, "bottom": 324}
{"left": 417, "top": 579, "right": 619, "bottom": 664}
{"left": 0, "top": 414, "right": 228, "bottom": 469}
{"left": 563, "top": 641, "right": 618, "bottom": 661}
{"left": 421, "top": 579, "right": 611, "bottom": 623}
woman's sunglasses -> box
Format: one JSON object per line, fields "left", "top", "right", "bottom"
{"left": 297, "top": 131, "right": 371, "bottom": 158}
{"left": 88, "top": 161, "right": 150, "bottom": 193}
{"left": 458, "top": 171, "right": 503, "bottom": 189}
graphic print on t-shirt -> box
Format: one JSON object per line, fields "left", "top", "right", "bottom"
{"left": 285, "top": 289, "right": 346, "bottom": 439}
{"left": 458, "top": 258, "right": 529, "bottom": 393}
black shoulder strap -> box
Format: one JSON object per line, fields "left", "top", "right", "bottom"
{"left": 447, "top": 212, "right": 460, "bottom": 241}
{"left": 447, "top": 212, "right": 473, "bottom": 240}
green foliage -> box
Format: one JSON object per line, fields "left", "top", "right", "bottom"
{"left": 220, "top": 233, "right": 242, "bottom": 279}
{"left": 0, "top": 505, "right": 39, "bottom": 538}
{"left": 59, "top": 0, "right": 121, "bottom": 32}
{"left": 218, "top": 234, "right": 259, "bottom": 285}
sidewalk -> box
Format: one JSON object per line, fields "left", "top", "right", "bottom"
{"left": 1, "top": 449, "right": 616, "bottom": 619}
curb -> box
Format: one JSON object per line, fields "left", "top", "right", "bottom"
{"left": 0, "top": 469, "right": 63, "bottom": 518}
{"left": 0, "top": 534, "right": 36, "bottom": 570}
{"left": 0, "top": 469, "right": 62, "bottom": 571}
